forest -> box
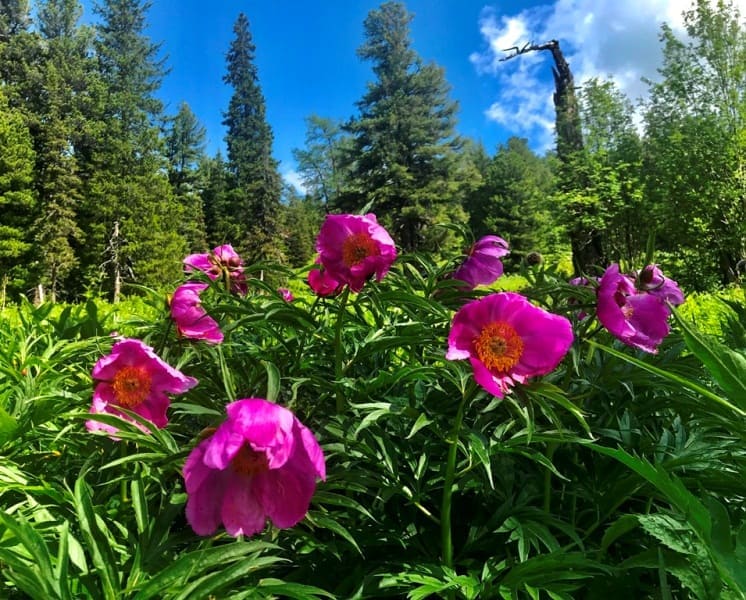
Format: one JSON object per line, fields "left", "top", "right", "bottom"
{"left": 0, "top": 0, "right": 743, "bottom": 304}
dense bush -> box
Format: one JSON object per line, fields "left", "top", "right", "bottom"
{"left": 0, "top": 230, "right": 744, "bottom": 599}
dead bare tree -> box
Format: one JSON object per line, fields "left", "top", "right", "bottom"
{"left": 502, "top": 40, "right": 604, "bottom": 274}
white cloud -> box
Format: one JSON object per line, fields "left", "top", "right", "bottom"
{"left": 471, "top": 0, "right": 746, "bottom": 151}
{"left": 282, "top": 169, "right": 307, "bottom": 195}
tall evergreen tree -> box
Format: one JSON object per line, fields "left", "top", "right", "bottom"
{"left": 221, "top": 12, "right": 283, "bottom": 264}
{"left": 0, "top": 89, "right": 36, "bottom": 298}
{"left": 341, "top": 1, "right": 468, "bottom": 252}
{"left": 467, "top": 137, "right": 560, "bottom": 260}
{"left": 0, "top": 0, "right": 30, "bottom": 40}
{"left": 292, "top": 115, "right": 349, "bottom": 210}
{"left": 166, "top": 101, "right": 207, "bottom": 251}
{"left": 26, "top": 0, "right": 91, "bottom": 301}
{"left": 77, "top": 0, "right": 185, "bottom": 298}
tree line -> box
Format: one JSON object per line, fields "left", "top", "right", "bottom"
{"left": 0, "top": 0, "right": 743, "bottom": 302}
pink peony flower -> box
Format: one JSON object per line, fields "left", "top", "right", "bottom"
{"left": 596, "top": 263, "right": 672, "bottom": 353}
{"left": 278, "top": 287, "right": 294, "bottom": 302}
{"left": 446, "top": 292, "right": 574, "bottom": 397}
{"left": 637, "top": 264, "right": 685, "bottom": 306}
{"left": 183, "top": 398, "right": 326, "bottom": 537}
{"left": 307, "top": 258, "right": 344, "bottom": 297}
{"left": 184, "top": 244, "right": 247, "bottom": 295}
{"left": 170, "top": 282, "right": 223, "bottom": 344}
{"left": 87, "top": 339, "right": 198, "bottom": 435}
{"left": 315, "top": 213, "right": 397, "bottom": 292}
{"left": 452, "top": 235, "right": 510, "bottom": 289}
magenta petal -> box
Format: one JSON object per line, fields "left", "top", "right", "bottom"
{"left": 255, "top": 466, "right": 315, "bottom": 529}
{"left": 226, "top": 399, "right": 295, "bottom": 469}
{"left": 470, "top": 357, "right": 508, "bottom": 398}
{"left": 183, "top": 439, "right": 214, "bottom": 493}
{"left": 131, "top": 393, "right": 169, "bottom": 428}
{"left": 183, "top": 253, "right": 216, "bottom": 278}
{"left": 315, "top": 213, "right": 396, "bottom": 292}
{"left": 185, "top": 471, "right": 227, "bottom": 536}
{"left": 222, "top": 474, "right": 267, "bottom": 537}
{"left": 447, "top": 292, "right": 573, "bottom": 397}
{"left": 295, "top": 421, "right": 326, "bottom": 480}
{"left": 182, "top": 398, "right": 325, "bottom": 538}
{"left": 203, "top": 423, "right": 245, "bottom": 470}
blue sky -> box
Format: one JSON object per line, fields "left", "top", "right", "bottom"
{"left": 75, "top": 0, "right": 731, "bottom": 189}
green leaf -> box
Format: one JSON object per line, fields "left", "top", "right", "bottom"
{"left": 132, "top": 541, "right": 279, "bottom": 600}
{"left": 0, "top": 511, "right": 60, "bottom": 600}
{"left": 600, "top": 514, "right": 640, "bottom": 553}
{"left": 262, "top": 360, "right": 281, "bottom": 402}
{"left": 671, "top": 307, "right": 746, "bottom": 410}
{"left": 0, "top": 405, "right": 18, "bottom": 445}
{"left": 589, "top": 341, "right": 745, "bottom": 417}
{"left": 74, "top": 476, "right": 122, "bottom": 600}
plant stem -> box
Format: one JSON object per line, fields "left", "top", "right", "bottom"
{"left": 334, "top": 287, "right": 350, "bottom": 414}
{"left": 441, "top": 392, "right": 467, "bottom": 571}
{"left": 543, "top": 442, "right": 557, "bottom": 513}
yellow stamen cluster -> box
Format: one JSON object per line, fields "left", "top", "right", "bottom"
{"left": 342, "top": 233, "right": 378, "bottom": 267}
{"left": 474, "top": 321, "right": 524, "bottom": 373}
{"left": 112, "top": 365, "right": 152, "bottom": 408}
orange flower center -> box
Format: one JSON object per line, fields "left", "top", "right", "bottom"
{"left": 474, "top": 321, "right": 524, "bottom": 372}
{"left": 232, "top": 445, "right": 270, "bottom": 476}
{"left": 342, "top": 233, "right": 378, "bottom": 267}
{"left": 621, "top": 304, "right": 634, "bottom": 319}
{"left": 111, "top": 365, "right": 152, "bottom": 408}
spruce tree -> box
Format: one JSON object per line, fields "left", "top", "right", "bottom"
{"left": 221, "top": 12, "right": 283, "bottom": 264}
{"left": 79, "top": 0, "right": 185, "bottom": 298}
{"left": 0, "top": 89, "right": 36, "bottom": 298}
{"left": 166, "top": 101, "right": 207, "bottom": 252}
{"left": 341, "top": 1, "right": 468, "bottom": 252}
{"left": 29, "top": 0, "right": 89, "bottom": 300}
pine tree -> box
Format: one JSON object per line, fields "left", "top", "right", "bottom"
{"left": 28, "top": 0, "right": 90, "bottom": 300}
{"left": 221, "top": 12, "right": 283, "bottom": 264}
{"left": 467, "top": 138, "right": 560, "bottom": 261}
{"left": 341, "top": 1, "right": 468, "bottom": 252}
{"left": 0, "top": 0, "right": 30, "bottom": 41}
{"left": 0, "top": 89, "right": 36, "bottom": 297}
{"left": 292, "top": 115, "right": 349, "bottom": 210}
{"left": 78, "top": 0, "right": 185, "bottom": 298}
{"left": 166, "top": 101, "right": 207, "bottom": 251}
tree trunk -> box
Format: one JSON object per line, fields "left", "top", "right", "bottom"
{"left": 502, "top": 40, "right": 605, "bottom": 274}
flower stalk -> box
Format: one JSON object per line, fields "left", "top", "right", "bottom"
{"left": 334, "top": 287, "right": 351, "bottom": 414}
{"left": 441, "top": 390, "right": 468, "bottom": 571}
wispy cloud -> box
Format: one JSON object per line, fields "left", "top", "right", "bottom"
{"left": 282, "top": 170, "right": 308, "bottom": 195}
{"left": 471, "top": 0, "right": 746, "bottom": 151}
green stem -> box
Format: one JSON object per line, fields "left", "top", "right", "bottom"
{"left": 156, "top": 313, "right": 173, "bottom": 356}
{"left": 120, "top": 444, "right": 128, "bottom": 504}
{"left": 441, "top": 393, "right": 467, "bottom": 570}
{"left": 543, "top": 442, "right": 557, "bottom": 513}
{"left": 334, "top": 287, "right": 350, "bottom": 414}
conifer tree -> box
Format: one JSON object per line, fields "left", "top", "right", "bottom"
{"left": 28, "top": 0, "right": 90, "bottom": 300}
{"left": 341, "top": 1, "right": 468, "bottom": 252}
{"left": 221, "top": 12, "right": 283, "bottom": 264}
{"left": 0, "top": 89, "right": 36, "bottom": 297}
{"left": 166, "top": 101, "right": 207, "bottom": 251}
{"left": 0, "top": 0, "right": 30, "bottom": 40}
{"left": 78, "top": 0, "right": 185, "bottom": 298}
